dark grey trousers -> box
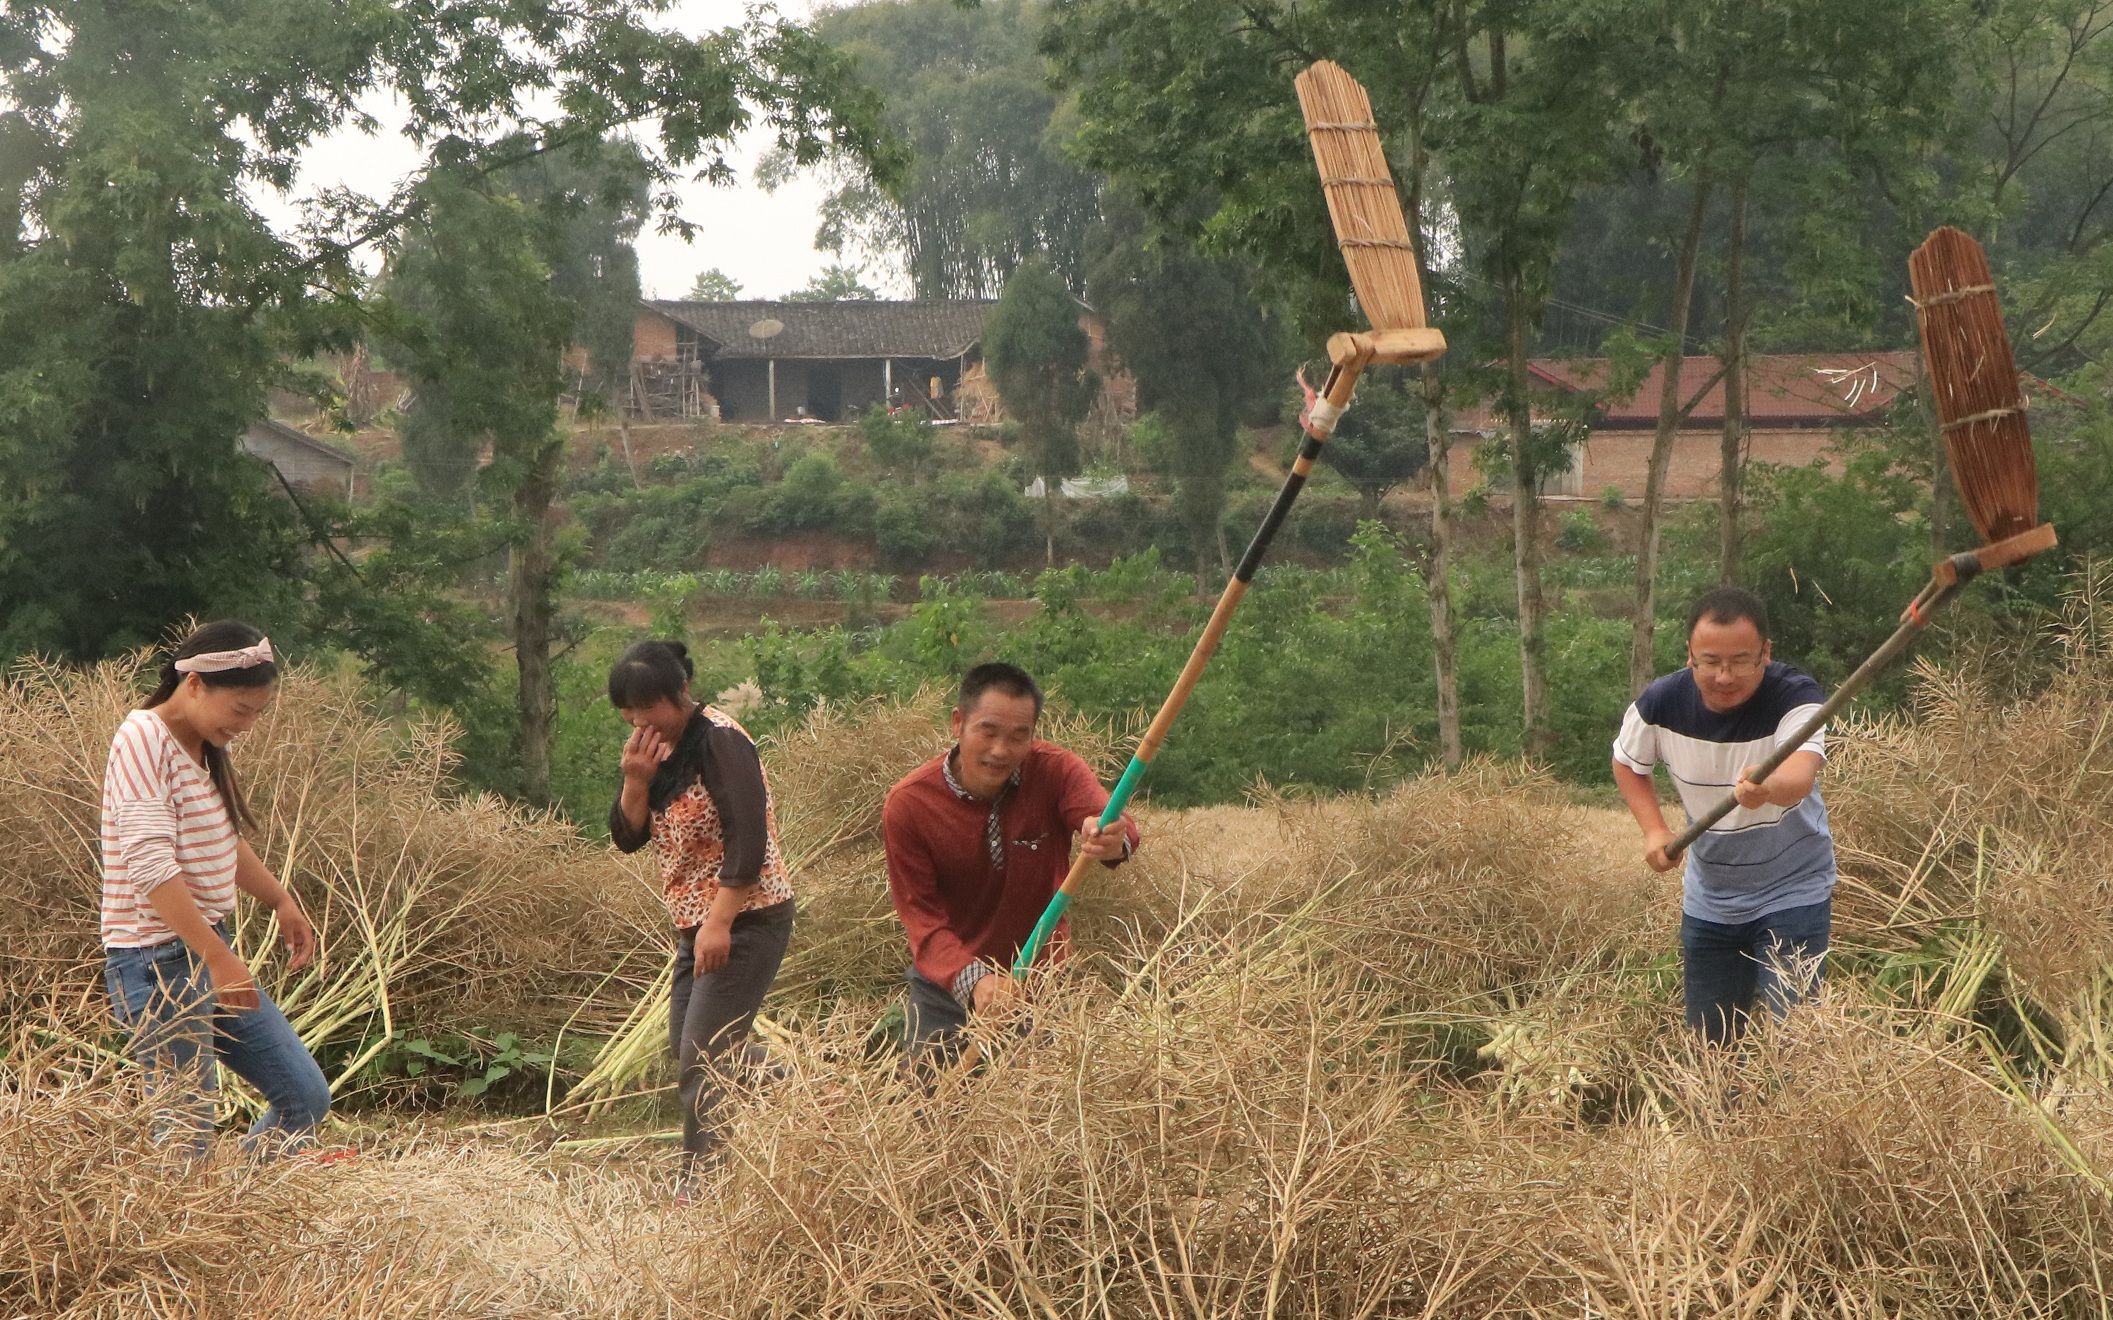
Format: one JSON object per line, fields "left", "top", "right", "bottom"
{"left": 903, "top": 968, "right": 970, "bottom": 1068}
{"left": 670, "top": 898, "right": 795, "bottom": 1159}
{"left": 901, "top": 967, "right": 1033, "bottom": 1088}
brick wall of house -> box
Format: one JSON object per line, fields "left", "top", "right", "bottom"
{"left": 1441, "top": 427, "right": 1857, "bottom": 500}
{"left": 634, "top": 311, "right": 679, "bottom": 360}
{"left": 1579, "top": 428, "right": 1844, "bottom": 499}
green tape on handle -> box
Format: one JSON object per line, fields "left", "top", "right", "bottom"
{"left": 1102, "top": 755, "right": 1149, "bottom": 826}
{"left": 1013, "top": 889, "right": 1073, "bottom": 976}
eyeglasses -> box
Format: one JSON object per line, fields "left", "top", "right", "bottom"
{"left": 1690, "top": 654, "right": 1766, "bottom": 677}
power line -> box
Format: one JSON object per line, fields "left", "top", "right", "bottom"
{"left": 1450, "top": 270, "right": 1712, "bottom": 353}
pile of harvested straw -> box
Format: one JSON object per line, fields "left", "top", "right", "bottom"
{"left": 13, "top": 767, "right": 2109, "bottom": 1315}
{"left": 1826, "top": 570, "right": 2113, "bottom": 1081}
{"left": 14, "top": 629, "right": 2113, "bottom": 1315}
{"left": 0, "top": 652, "right": 661, "bottom": 1054}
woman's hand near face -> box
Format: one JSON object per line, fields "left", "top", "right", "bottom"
{"left": 621, "top": 726, "right": 671, "bottom": 784}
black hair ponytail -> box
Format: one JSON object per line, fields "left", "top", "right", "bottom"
{"left": 607, "top": 640, "right": 695, "bottom": 710}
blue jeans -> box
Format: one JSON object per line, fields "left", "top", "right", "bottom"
{"left": 1679, "top": 898, "right": 1832, "bottom": 1046}
{"left": 104, "top": 923, "right": 331, "bottom": 1158}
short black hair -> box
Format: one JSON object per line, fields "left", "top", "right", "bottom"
{"left": 958, "top": 661, "right": 1042, "bottom": 718}
{"left": 608, "top": 640, "right": 694, "bottom": 709}
{"left": 1686, "top": 586, "right": 1770, "bottom": 643}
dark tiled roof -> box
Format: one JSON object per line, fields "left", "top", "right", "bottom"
{"left": 1528, "top": 351, "right": 1923, "bottom": 427}
{"left": 646, "top": 299, "right": 993, "bottom": 361}
{"left": 243, "top": 418, "right": 355, "bottom": 468}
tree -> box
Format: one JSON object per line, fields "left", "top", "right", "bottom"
{"left": 1319, "top": 370, "right": 1429, "bottom": 521}
{"left": 1439, "top": 6, "right": 1634, "bottom": 759}
{"left": 777, "top": 0, "right": 1102, "bottom": 296}
{"left": 0, "top": 2, "right": 317, "bottom": 658}
{"left": 860, "top": 404, "right": 936, "bottom": 477}
{"left": 384, "top": 147, "right": 630, "bottom": 807}
{"left": 686, "top": 268, "right": 745, "bottom": 300}
{"left": 1088, "top": 201, "right": 1276, "bottom": 574}
{"left": 1614, "top": 0, "right": 1967, "bottom": 694}
{"left": 984, "top": 258, "right": 1097, "bottom": 564}
{"left": 784, "top": 263, "right": 881, "bottom": 301}
{"left": 0, "top": 0, "right": 896, "bottom": 669}
{"left": 1040, "top": 0, "right": 1474, "bottom": 766}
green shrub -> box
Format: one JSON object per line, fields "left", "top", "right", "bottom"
{"left": 876, "top": 491, "right": 941, "bottom": 569}
{"left": 1554, "top": 509, "right": 1608, "bottom": 553}
{"left": 859, "top": 404, "right": 936, "bottom": 476}
{"left": 774, "top": 451, "right": 846, "bottom": 530}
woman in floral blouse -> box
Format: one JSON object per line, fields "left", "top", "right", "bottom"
{"left": 607, "top": 641, "right": 795, "bottom": 1189}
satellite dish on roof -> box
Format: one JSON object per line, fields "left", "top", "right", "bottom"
{"left": 748, "top": 318, "right": 785, "bottom": 340}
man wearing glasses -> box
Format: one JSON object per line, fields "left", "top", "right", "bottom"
{"left": 1612, "top": 586, "right": 1835, "bottom": 1043}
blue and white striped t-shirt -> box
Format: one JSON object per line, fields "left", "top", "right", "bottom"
{"left": 1613, "top": 662, "right": 1836, "bottom": 923}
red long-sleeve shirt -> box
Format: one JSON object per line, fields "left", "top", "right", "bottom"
{"left": 883, "top": 741, "right": 1140, "bottom": 993}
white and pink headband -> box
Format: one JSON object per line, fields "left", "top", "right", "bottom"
{"left": 173, "top": 637, "right": 275, "bottom": 674}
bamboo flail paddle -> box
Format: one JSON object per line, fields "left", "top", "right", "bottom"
{"left": 1668, "top": 227, "right": 2056, "bottom": 858}
{"left": 1009, "top": 60, "right": 1446, "bottom": 976}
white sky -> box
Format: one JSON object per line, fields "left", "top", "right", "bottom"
{"left": 246, "top": 0, "right": 907, "bottom": 300}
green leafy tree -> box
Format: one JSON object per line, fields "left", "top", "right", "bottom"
{"left": 1087, "top": 200, "right": 1275, "bottom": 574}
{"left": 1613, "top": 0, "right": 1966, "bottom": 694}
{"left": 1041, "top": 0, "right": 1475, "bottom": 764}
{"left": 860, "top": 404, "right": 936, "bottom": 477}
{"left": 0, "top": 0, "right": 897, "bottom": 670}
{"left": 1318, "top": 369, "right": 1429, "bottom": 521}
{"left": 382, "top": 161, "right": 584, "bottom": 807}
{"left": 685, "top": 268, "right": 745, "bottom": 300}
{"left": 783, "top": 263, "right": 881, "bottom": 301}
{"left": 985, "top": 258, "right": 1097, "bottom": 563}
{"left": 779, "top": 0, "right": 1102, "bottom": 296}
{"left": 0, "top": 2, "right": 318, "bottom": 658}
{"left": 1439, "top": 8, "right": 1637, "bottom": 759}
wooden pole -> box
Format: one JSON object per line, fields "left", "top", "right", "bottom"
{"left": 1012, "top": 340, "right": 1408, "bottom": 973}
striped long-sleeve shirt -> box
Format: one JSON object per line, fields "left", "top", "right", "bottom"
{"left": 99, "top": 710, "right": 241, "bottom": 948}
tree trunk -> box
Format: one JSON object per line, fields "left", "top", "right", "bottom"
{"left": 1718, "top": 173, "right": 1749, "bottom": 584}
{"left": 1043, "top": 477, "right": 1058, "bottom": 567}
{"left": 1629, "top": 174, "right": 1714, "bottom": 698}
{"left": 1505, "top": 275, "right": 1551, "bottom": 759}
{"left": 1358, "top": 484, "right": 1382, "bottom": 523}
{"left": 511, "top": 435, "right": 561, "bottom": 807}
{"left": 1422, "top": 364, "right": 1462, "bottom": 770}
{"left": 1401, "top": 109, "right": 1460, "bottom": 770}
{"left": 618, "top": 411, "right": 639, "bottom": 488}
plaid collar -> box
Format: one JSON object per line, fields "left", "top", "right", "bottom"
{"left": 943, "top": 745, "right": 1022, "bottom": 871}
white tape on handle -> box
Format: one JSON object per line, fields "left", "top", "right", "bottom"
{"left": 1304, "top": 399, "right": 1345, "bottom": 437}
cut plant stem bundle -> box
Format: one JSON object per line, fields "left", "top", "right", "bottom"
{"left": 1012, "top": 59, "right": 1447, "bottom": 977}
{"left": 1668, "top": 226, "right": 2057, "bottom": 858}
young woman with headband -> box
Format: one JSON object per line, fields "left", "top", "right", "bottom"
{"left": 100, "top": 620, "right": 333, "bottom": 1157}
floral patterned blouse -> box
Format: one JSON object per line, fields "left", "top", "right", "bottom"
{"left": 609, "top": 705, "right": 792, "bottom": 928}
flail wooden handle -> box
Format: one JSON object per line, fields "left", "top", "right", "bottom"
{"left": 1932, "top": 522, "right": 2058, "bottom": 585}
{"left": 1327, "top": 327, "right": 1447, "bottom": 367}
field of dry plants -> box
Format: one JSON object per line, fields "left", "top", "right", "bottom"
{"left": 10, "top": 597, "right": 2113, "bottom": 1317}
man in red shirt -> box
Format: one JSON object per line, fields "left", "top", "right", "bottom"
{"left": 883, "top": 662, "right": 1141, "bottom": 1065}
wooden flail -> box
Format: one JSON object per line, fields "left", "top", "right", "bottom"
{"left": 1002, "top": 60, "right": 1447, "bottom": 986}
{"left": 1909, "top": 226, "right": 2058, "bottom": 578}
{"left": 1669, "top": 227, "right": 2058, "bottom": 859}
